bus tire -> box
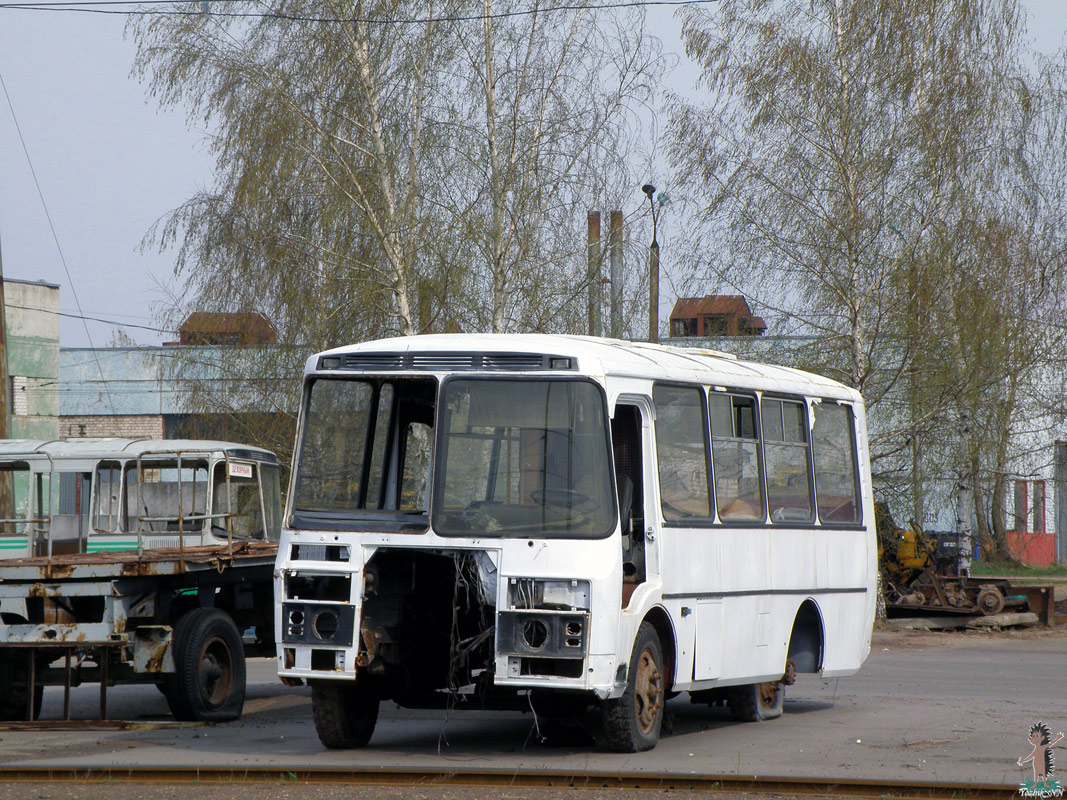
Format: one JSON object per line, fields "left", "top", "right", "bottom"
{"left": 312, "top": 682, "right": 379, "bottom": 749}
{"left": 600, "top": 622, "right": 665, "bottom": 752}
{"left": 165, "top": 608, "right": 245, "bottom": 722}
{"left": 727, "top": 680, "right": 784, "bottom": 722}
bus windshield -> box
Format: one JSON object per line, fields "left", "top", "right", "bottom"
{"left": 292, "top": 377, "right": 436, "bottom": 531}
{"left": 433, "top": 379, "right": 615, "bottom": 538}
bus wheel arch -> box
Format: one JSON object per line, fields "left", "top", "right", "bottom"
{"left": 786, "top": 599, "right": 825, "bottom": 675}
{"left": 641, "top": 606, "right": 677, "bottom": 692}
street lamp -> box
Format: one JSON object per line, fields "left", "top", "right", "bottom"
{"left": 642, "top": 184, "right": 660, "bottom": 343}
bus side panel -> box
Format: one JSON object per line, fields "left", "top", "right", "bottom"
{"left": 816, "top": 592, "right": 873, "bottom": 676}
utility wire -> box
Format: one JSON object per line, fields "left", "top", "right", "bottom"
{"left": 6, "top": 302, "right": 178, "bottom": 335}
{"left": 0, "top": 0, "right": 718, "bottom": 21}
{"left": 0, "top": 66, "right": 117, "bottom": 413}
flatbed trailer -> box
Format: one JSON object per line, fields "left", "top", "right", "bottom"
{"left": 0, "top": 541, "right": 277, "bottom": 722}
{"left": 0, "top": 439, "right": 282, "bottom": 723}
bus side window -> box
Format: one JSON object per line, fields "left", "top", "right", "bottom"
{"left": 35, "top": 471, "right": 91, "bottom": 556}
{"left": 212, "top": 462, "right": 264, "bottom": 538}
{"left": 812, "top": 403, "right": 862, "bottom": 523}
{"left": 652, "top": 385, "right": 711, "bottom": 520}
{"left": 762, "top": 399, "right": 814, "bottom": 524}
{"left": 0, "top": 461, "right": 30, "bottom": 537}
{"left": 709, "top": 393, "right": 765, "bottom": 521}
{"left": 93, "top": 461, "right": 124, "bottom": 533}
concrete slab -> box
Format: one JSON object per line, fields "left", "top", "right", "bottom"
{"left": 0, "top": 626, "right": 1063, "bottom": 789}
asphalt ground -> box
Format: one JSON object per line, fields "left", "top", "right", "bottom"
{"left": 0, "top": 626, "right": 1064, "bottom": 789}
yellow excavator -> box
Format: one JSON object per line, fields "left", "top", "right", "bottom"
{"left": 876, "top": 502, "right": 1017, "bottom": 616}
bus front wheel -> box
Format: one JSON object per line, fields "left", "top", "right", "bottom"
{"left": 727, "top": 680, "right": 784, "bottom": 722}
{"left": 312, "top": 682, "right": 379, "bottom": 749}
{"left": 601, "top": 621, "right": 665, "bottom": 752}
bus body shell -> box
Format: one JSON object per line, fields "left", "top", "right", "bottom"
{"left": 276, "top": 335, "right": 876, "bottom": 746}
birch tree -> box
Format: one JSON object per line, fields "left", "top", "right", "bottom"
{"left": 669, "top": 0, "right": 1067, "bottom": 536}
{"left": 131, "top": 2, "right": 662, "bottom": 465}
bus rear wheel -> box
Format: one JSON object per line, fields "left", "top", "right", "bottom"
{"left": 727, "top": 680, "right": 784, "bottom": 722}
{"left": 601, "top": 621, "right": 665, "bottom": 752}
{"left": 312, "top": 682, "right": 380, "bottom": 749}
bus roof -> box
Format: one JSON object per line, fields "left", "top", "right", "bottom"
{"left": 0, "top": 438, "right": 278, "bottom": 463}
{"left": 310, "top": 334, "right": 861, "bottom": 402}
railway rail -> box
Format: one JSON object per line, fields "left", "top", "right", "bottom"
{"left": 0, "top": 766, "right": 1017, "bottom": 799}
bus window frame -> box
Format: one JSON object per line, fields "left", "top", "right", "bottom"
{"left": 652, "top": 381, "right": 714, "bottom": 526}
{"left": 289, "top": 375, "right": 437, "bottom": 533}
{"left": 432, "top": 373, "right": 617, "bottom": 540}
{"left": 708, "top": 387, "right": 767, "bottom": 526}
{"left": 811, "top": 399, "right": 865, "bottom": 529}
{"left": 92, "top": 460, "right": 127, "bottom": 534}
{"left": 760, "top": 393, "right": 817, "bottom": 526}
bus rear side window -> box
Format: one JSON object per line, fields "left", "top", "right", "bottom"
{"left": 812, "top": 403, "right": 861, "bottom": 524}
{"left": 709, "top": 393, "right": 764, "bottom": 521}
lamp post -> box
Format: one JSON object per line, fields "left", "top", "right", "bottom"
{"left": 642, "top": 184, "right": 659, "bottom": 344}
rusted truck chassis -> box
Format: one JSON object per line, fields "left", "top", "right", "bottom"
{"left": 0, "top": 542, "right": 277, "bottom": 723}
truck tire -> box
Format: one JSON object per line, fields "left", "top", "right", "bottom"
{"left": 726, "top": 680, "right": 784, "bottom": 722}
{"left": 0, "top": 614, "right": 43, "bottom": 721}
{"left": 165, "top": 607, "right": 245, "bottom": 722}
{"left": 312, "top": 683, "right": 379, "bottom": 749}
{"left": 600, "top": 621, "right": 665, "bottom": 752}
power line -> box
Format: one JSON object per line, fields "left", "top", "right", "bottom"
{"left": 0, "top": 66, "right": 117, "bottom": 413}
{"left": 0, "top": 0, "right": 718, "bottom": 22}
{"left": 6, "top": 303, "right": 178, "bottom": 334}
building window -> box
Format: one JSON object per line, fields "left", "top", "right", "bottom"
{"left": 9, "top": 376, "right": 28, "bottom": 416}
{"left": 704, "top": 315, "right": 729, "bottom": 336}
{"left": 1033, "top": 481, "right": 1046, "bottom": 534}
{"left": 1013, "top": 480, "right": 1027, "bottom": 532}
{"left": 670, "top": 318, "right": 697, "bottom": 337}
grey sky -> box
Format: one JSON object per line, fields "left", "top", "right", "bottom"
{"left": 0, "top": 3, "right": 1063, "bottom": 348}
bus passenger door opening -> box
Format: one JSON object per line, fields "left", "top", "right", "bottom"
{"left": 612, "top": 404, "right": 645, "bottom": 606}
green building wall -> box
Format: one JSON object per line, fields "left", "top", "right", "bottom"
{"left": 4, "top": 279, "right": 59, "bottom": 440}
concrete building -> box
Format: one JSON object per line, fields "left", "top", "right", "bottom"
{"left": 4, "top": 278, "right": 60, "bottom": 439}
{"left": 59, "top": 346, "right": 177, "bottom": 439}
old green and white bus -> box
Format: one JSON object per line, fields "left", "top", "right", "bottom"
{"left": 275, "top": 335, "right": 876, "bottom": 751}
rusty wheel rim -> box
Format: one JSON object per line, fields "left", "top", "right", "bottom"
{"left": 633, "top": 647, "right": 663, "bottom": 735}
{"left": 757, "top": 681, "right": 781, "bottom": 711}
{"left": 198, "top": 635, "right": 233, "bottom": 709}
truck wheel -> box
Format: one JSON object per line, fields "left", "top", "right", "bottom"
{"left": 600, "top": 621, "right": 665, "bottom": 752}
{"left": 0, "top": 615, "right": 43, "bottom": 721}
{"left": 312, "top": 683, "right": 379, "bottom": 749}
{"left": 0, "top": 651, "right": 43, "bottom": 721}
{"left": 727, "top": 680, "right": 784, "bottom": 722}
{"left": 165, "top": 608, "right": 245, "bottom": 722}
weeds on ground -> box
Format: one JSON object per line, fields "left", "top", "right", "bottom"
{"left": 971, "top": 560, "right": 1067, "bottom": 579}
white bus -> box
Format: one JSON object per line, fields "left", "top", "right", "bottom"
{"left": 275, "top": 335, "right": 876, "bottom": 752}
{"left": 0, "top": 439, "right": 282, "bottom": 557}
